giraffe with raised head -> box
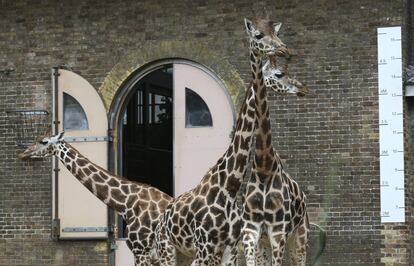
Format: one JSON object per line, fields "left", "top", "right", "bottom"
{"left": 242, "top": 19, "right": 325, "bottom": 266}
{"left": 18, "top": 132, "right": 172, "bottom": 266}
{"left": 154, "top": 18, "right": 290, "bottom": 266}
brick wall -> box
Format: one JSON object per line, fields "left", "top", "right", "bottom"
{"left": 0, "top": 0, "right": 407, "bottom": 265}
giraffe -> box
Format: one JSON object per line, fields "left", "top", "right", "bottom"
{"left": 18, "top": 132, "right": 173, "bottom": 266}
{"left": 242, "top": 19, "right": 324, "bottom": 266}
{"left": 154, "top": 18, "right": 290, "bottom": 266}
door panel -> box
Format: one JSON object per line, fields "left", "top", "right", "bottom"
{"left": 173, "top": 63, "right": 234, "bottom": 196}
{"left": 122, "top": 67, "right": 173, "bottom": 196}
{"left": 55, "top": 69, "right": 108, "bottom": 239}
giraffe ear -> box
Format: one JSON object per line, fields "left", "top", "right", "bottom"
{"left": 244, "top": 18, "right": 255, "bottom": 37}
{"left": 273, "top": 22, "right": 282, "bottom": 34}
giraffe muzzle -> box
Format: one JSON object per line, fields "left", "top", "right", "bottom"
{"left": 297, "top": 85, "right": 310, "bottom": 97}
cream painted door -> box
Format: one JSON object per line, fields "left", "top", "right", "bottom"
{"left": 173, "top": 63, "right": 234, "bottom": 196}
{"left": 54, "top": 69, "right": 108, "bottom": 239}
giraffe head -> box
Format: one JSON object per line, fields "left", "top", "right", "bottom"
{"left": 18, "top": 132, "right": 65, "bottom": 160}
{"left": 263, "top": 59, "right": 309, "bottom": 97}
{"left": 244, "top": 18, "right": 290, "bottom": 57}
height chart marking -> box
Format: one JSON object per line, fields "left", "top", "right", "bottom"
{"left": 377, "top": 26, "right": 405, "bottom": 223}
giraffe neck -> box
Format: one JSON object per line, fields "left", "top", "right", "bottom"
{"left": 54, "top": 141, "right": 129, "bottom": 214}
{"left": 250, "top": 50, "right": 282, "bottom": 176}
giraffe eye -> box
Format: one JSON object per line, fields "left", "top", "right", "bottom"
{"left": 255, "top": 32, "right": 265, "bottom": 39}
{"left": 39, "top": 140, "right": 48, "bottom": 145}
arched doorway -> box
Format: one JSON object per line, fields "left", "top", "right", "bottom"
{"left": 121, "top": 65, "right": 174, "bottom": 196}
{"left": 112, "top": 60, "right": 236, "bottom": 265}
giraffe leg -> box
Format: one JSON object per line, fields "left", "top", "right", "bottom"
{"left": 287, "top": 220, "right": 309, "bottom": 266}
{"left": 255, "top": 234, "right": 269, "bottom": 266}
{"left": 133, "top": 253, "right": 151, "bottom": 266}
{"left": 220, "top": 244, "right": 239, "bottom": 266}
{"left": 194, "top": 247, "right": 221, "bottom": 266}
{"left": 267, "top": 225, "right": 287, "bottom": 266}
{"left": 242, "top": 223, "right": 261, "bottom": 266}
{"left": 154, "top": 223, "right": 176, "bottom": 266}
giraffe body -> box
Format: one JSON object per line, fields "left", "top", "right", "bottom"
{"left": 242, "top": 18, "right": 311, "bottom": 266}
{"left": 18, "top": 133, "right": 172, "bottom": 266}
{"left": 154, "top": 18, "right": 291, "bottom": 266}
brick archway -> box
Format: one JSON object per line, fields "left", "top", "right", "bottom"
{"left": 98, "top": 40, "right": 245, "bottom": 112}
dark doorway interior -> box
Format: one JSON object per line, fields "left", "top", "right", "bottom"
{"left": 122, "top": 65, "right": 173, "bottom": 196}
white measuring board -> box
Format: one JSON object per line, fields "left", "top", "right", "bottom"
{"left": 377, "top": 26, "right": 405, "bottom": 223}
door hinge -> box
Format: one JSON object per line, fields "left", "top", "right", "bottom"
{"left": 52, "top": 218, "right": 60, "bottom": 240}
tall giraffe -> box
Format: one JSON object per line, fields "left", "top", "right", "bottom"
{"left": 154, "top": 18, "right": 290, "bottom": 266}
{"left": 18, "top": 132, "right": 172, "bottom": 266}
{"left": 242, "top": 19, "right": 322, "bottom": 266}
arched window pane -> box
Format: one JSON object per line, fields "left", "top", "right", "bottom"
{"left": 63, "top": 93, "right": 89, "bottom": 131}
{"left": 185, "top": 88, "right": 212, "bottom": 127}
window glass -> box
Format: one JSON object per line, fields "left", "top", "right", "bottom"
{"left": 185, "top": 88, "right": 213, "bottom": 127}
{"left": 63, "top": 93, "right": 89, "bottom": 131}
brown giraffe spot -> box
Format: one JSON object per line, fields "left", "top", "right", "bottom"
{"left": 202, "top": 214, "right": 214, "bottom": 231}
{"left": 108, "top": 178, "right": 120, "bottom": 187}
{"left": 71, "top": 162, "right": 77, "bottom": 173}
{"left": 265, "top": 191, "right": 283, "bottom": 210}
{"left": 293, "top": 216, "right": 301, "bottom": 226}
{"left": 248, "top": 96, "right": 255, "bottom": 108}
{"left": 126, "top": 195, "right": 138, "bottom": 208}
{"left": 64, "top": 157, "right": 71, "bottom": 163}
{"left": 88, "top": 165, "right": 98, "bottom": 172}
{"left": 140, "top": 212, "right": 151, "bottom": 228}
{"left": 129, "top": 218, "right": 140, "bottom": 231}
{"left": 195, "top": 206, "right": 208, "bottom": 221}
{"left": 77, "top": 168, "right": 85, "bottom": 179}
{"left": 179, "top": 205, "right": 189, "bottom": 217}
{"left": 67, "top": 150, "right": 76, "bottom": 159}
{"left": 82, "top": 167, "right": 92, "bottom": 176}
{"left": 97, "top": 172, "right": 108, "bottom": 180}
{"left": 95, "top": 183, "right": 108, "bottom": 198}
{"left": 225, "top": 174, "right": 240, "bottom": 198}
{"left": 77, "top": 158, "right": 88, "bottom": 167}
{"left": 92, "top": 174, "right": 105, "bottom": 183}
{"left": 275, "top": 209, "right": 284, "bottom": 221}
{"left": 126, "top": 210, "right": 133, "bottom": 219}
{"left": 120, "top": 184, "right": 130, "bottom": 194}
{"left": 248, "top": 192, "right": 263, "bottom": 210}
{"left": 239, "top": 135, "right": 251, "bottom": 150}
{"left": 235, "top": 153, "right": 247, "bottom": 172}
{"left": 206, "top": 186, "right": 219, "bottom": 205}
{"left": 233, "top": 135, "right": 240, "bottom": 153}
{"left": 226, "top": 145, "right": 233, "bottom": 157}
{"left": 109, "top": 199, "right": 126, "bottom": 213}
{"left": 130, "top": 184, "right": 139, "bottom": 193}
{"left": 200, "top": 184, "right": 209, "bottom": 196}
{"left": 210, "top": 173, "right": 219, "bottom": 185}
{"left": 190, "top": 197, "right": 204, "bottom": 211}
{"left": 111, "top": 188, "right": 127, "bottom": 202}
{"left": 250, "top": 212, "right": 264, "bottom": 223}
{"left": 172, "top": 225, "right": 180, "bottom": 235}
{"left": 151, "top": 190, "right": 161, "bottom": 201}
{"left": 284, "top": 213, "right": 291, "bottom": 222}
{"left": 273, "top": 223, "right": 284, "bottom": 231}
{"left": 215, "top": 191, "right": 226, "bottom": 206}
{"left": 226, "top": 156, "right": 235, "bottom": 172}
